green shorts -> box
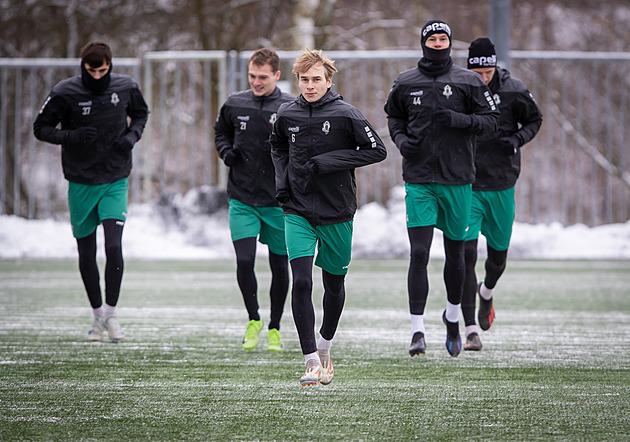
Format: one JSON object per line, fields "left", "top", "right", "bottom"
{"left": 228, "top": 199, "right": 287, "bottom": 255}
{"left": 465, "top": 187, "right": 515, "bottom": 251}
{"left": 68, "top": 178, "right": 128, "bottom": 239}
{"left": 405, "top": 182, "right": 472, "bottom": 241}
{"left": 284, "top": 214, "right": 353, "bottom": 275}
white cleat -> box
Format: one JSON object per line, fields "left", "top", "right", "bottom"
{"left": 300, "top": 360, "right": 322, "bottom": 386}
{"left": 104, "top": 314, "right": 125, "bottom": 342}
{"left": 320, "top": 359, "right": 334, "bottom": 385}
{"left": 87, "top": 316, "right": 104, "bottom": 342}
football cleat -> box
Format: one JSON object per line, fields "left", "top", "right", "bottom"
{"left": 87, "top": 315, "right": 105, "bottom": 342}
{"left": 464, "top": 332, "right": 483, "bottom": 351}
{"left": 319, "top": 358, "right": 335, "bottom": 385}
{"left": 242, "top": 319, "right": 263, "bottom": 351}
{"left": 300, "top": 360, "right": 322, "bottom": 386}
{"left": 266, "top": 328, "right": 284, "bottom": 352}
{"left": 477, "top": 283, "right": 495, "bottom": 331}
{"left": 319, "top": 353, "right": 334, "bottom": 385}
{"left": 442, "top": 311, "right": 462, "bottom": 357}
{"left": 409, "top": 331, "right": 426, "bottom": 356}
{"left": 104, "top": 314, "right": 125, "bottom": 343}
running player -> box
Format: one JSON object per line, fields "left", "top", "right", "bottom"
{"left": 34, "top": 41, "right": 149, "bottom": 342}
{"left": 384, "top": 20, "right": 500, "bottom": 357}
{"left": 462, "top": 38, "right": 543, "bottom": 350}
{"left": 214, "top": 48, "right": 294, "bottom": 352}
{"left": 270, "top": 48, "right": 387, "bottom": 385}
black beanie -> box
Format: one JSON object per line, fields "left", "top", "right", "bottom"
{"left": 421, "top": 20, "right": 452, "bottom": 46}
{"left": 467, "top": 38, "right": 497, "bottom": 69}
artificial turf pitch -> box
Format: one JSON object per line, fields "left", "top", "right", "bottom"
{"left": 1, "top": 258, "right": 629, "bottom": 440}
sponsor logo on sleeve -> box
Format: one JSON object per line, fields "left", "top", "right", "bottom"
{"left": 484, "top": 91, "right": 497, "bottom": 110}
{"left": 364, "top": 126, "right": 377, "bottom": 148}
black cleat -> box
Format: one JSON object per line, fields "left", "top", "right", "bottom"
{"left": 477, "top": 283, "right": 495, "bottom": 331}
{"left": 442, "top": 311, "right": 462, "bottom": 357}
{"left": 409, "top": 331, "right": 426, "bottom": 356}
{"left": 464, "top": 332, "right": 482, "bottom": 351}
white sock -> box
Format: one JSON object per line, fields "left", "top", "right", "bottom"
{"left": 304, "top": 352, "right": 321, "bottom": 367}
{"left": 465, "top": 324, "right": 479, "bottom": 338}
{"left": 411, "top": 314, "right": 425, "bottom": 335}
{"left": 317, "top": 336, "right": 332, "bottom": 353}
{"left": 479, "top": 282, "right": 493, "bottom": 300}
{"left": 445, "top": 302, "right": 460, "bottom": 323}
{"left": 93, "top": 306, "right": 105, "bottom": 318}
{"left": 317, "top": 337, "right": 332, "bottom": 365}
{"left": 104, "top": 304, "right": 117, "bottom": 316}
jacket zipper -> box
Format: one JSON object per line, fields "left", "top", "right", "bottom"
{"left": 308, "top": 104, "right": 317, "bottom": 223}
{"left": 432, "top": 77, "right": 438, "bottom": 183}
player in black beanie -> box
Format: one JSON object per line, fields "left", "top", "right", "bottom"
{"left": 467, "top": 38, "right": 497, "bottom": 69}
{"left": 385, "top": 21, "right": 500, "bottom": 358}
{"left": 461, "top": 37, "right": 543, "bottom": 351}
{"left": 418, "top": 19, "right": 453, "bottom": 77}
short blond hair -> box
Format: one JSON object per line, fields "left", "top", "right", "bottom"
{"left": 292, "top": 48, "right": 338, "bottom": 81}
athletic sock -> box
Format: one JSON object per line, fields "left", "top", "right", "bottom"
{"left": 104, "top": 304, "right": 117, "bottom": 316}
{"left": 410, "top": 314, "right": 425, "bottom": 335}
{"left": 479, "top": 282, "right": 493, "bottom": 301}
{"left": 465, "top": 324, "right": 479, "bottom": 338}
{"left": 445, "top": 302, "right": 459, "bottom": 323}
{"left": 304, "top": 352, "right": 321, "bottom": 368}
{"left": 317, "top": 336, "right": 332, "bottom": 364}
{"left": 93, "top": 306, "right": 105, "bottom": 318}
{"left": 317, "top": 336, "right": 332, "bottom": 352}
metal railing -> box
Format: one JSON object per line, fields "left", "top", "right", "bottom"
{"left": 1, "top": 50, "right": 629, "bottom": 226}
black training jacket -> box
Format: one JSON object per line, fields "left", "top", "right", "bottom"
{"left": 473, "top": 66, "right": 543, "bottom": 191}
{"left": 384, "top": 63, "right": 499, "bottom": 185}
{"left": 214, "top": 87, "right": 293, "bottom": 206}
{"left": 270, "top": 90, "right": 387, "bottom": 226}
{"left": 33, "top": 74, "right": 149, "bottom": 185}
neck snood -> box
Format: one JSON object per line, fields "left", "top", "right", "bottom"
{"left": 81, "top": 63, "right": 112, "bottom": 94}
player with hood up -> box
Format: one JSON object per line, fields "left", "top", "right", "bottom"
{"left": 34, "top": 41, "right": 149, "bottom": 342}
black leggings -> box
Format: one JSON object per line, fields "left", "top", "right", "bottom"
{"left": 233, "top": 237, "right": 289, "bottom": 330}
{"left": 461, "top": 239, "right": 508, "bottom": 326}
{"left": 290, "top": 256, "right": 345, "bottom": 355}
{"left": 407, "top": 226, "right": 466, "bottom": 315}
{"left": 76, "top": 219, "right": 124, "bottom": 309}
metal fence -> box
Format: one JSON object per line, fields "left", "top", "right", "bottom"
{"left": 1, "top": 50, "right": 629, "bottom": 226}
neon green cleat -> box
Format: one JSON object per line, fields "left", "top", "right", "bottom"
{"left": 266, "top": 328, "right": 284, "bottom": 352}
{"left": 242, "top": 319, "right": 263, "bottom": 351}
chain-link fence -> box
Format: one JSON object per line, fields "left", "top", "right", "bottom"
{"left": 1, "top": 50, "right": 629, "bottom": 226}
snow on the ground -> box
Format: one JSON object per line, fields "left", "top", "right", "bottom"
{"left": 1, "top": 186, "right": 629, "bottom": 260}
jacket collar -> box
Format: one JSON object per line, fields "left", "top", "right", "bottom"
{"left": 297, "top": 88, "right": 341, "bottom": 108}
{"left": 252, "top": 86, "right": 282, "bottom": 102}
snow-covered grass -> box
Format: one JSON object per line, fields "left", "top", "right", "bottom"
{"left": 1, "top": 258, "right": 629, "bottom": 440}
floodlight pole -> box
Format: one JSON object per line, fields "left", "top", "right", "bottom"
{"left": 489, "top": 0, "right": 512, "bottom": 70}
